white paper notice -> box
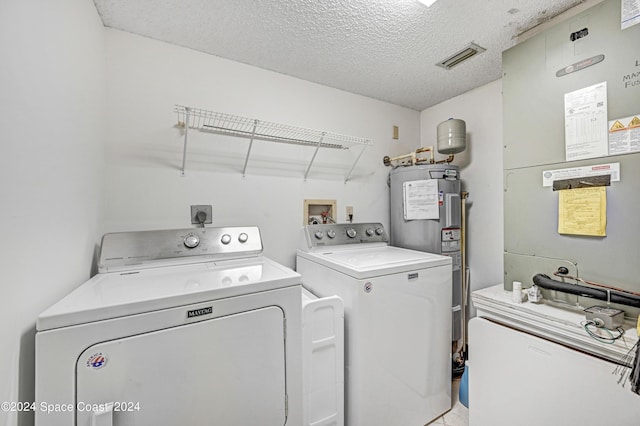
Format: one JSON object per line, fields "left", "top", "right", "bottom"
{"left": 622, "top": 0, "right": 640, "bottom": 29}
{"left": 403, "top": 180, "right": 439, "bottom": 220}
{"left": 542, "top": 163, "right": 620, "bottom": 187}
{"left": 564, "top": 81, "right": 609, "bottom": 161}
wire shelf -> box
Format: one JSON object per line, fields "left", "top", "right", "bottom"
{"left": 174, "top": 105, "right": 372, "bottom": 181}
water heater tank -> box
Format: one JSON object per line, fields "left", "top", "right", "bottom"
{"left": 437, "top": 118, "right": 466, "bottom": 154}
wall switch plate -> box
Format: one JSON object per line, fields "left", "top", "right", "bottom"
{"left": 191, "top": 205, "right": 212, "bottom": 225}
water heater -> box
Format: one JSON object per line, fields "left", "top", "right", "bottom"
{"left": 388, "top": 118, "right": 466, "bottom": 342}
{"left": 389, "top": 164, "right": 462, "bottom": 340}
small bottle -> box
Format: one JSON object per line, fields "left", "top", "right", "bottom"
{"left": 512, "top": 281, "right": 523, "bottom": 303}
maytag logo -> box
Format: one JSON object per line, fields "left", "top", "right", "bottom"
{"left": 408, "top": 273, "right": 419, "bottom": 280}
{"left": 187, "top": 306, "right": 213, "bottom": 318}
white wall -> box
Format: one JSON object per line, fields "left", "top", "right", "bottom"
{"left": 103, "top": 29, "right": 421, "bottom": 268}
{"left": 0, "top": 1, "right": 105, "bottom": 425}
{"left": 420, "top": 80, "right": 504, "bottom": 308}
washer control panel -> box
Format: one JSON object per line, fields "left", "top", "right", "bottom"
{"left": 303, "top": 223, "right": 388, "bottom": 247}
{"left": 99, "top": 227, "right": 263, "bottom": 272}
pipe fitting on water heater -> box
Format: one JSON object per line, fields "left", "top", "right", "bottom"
{"left": 381, "top": 118, "right": 466, "bottom": 167}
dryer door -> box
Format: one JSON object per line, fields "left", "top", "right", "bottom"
{"left": 76, "top": 306, "right": 286, "bottom": 426}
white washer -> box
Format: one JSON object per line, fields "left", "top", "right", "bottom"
{"left": 35, "top": 227, "right": 302, "bottom": 426}
{"left": 296, "top": 223, "right": 453, "bottom": 426}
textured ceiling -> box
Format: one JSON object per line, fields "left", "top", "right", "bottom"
{"left": 93, "top": 0, "right": 587, "bottom": 111}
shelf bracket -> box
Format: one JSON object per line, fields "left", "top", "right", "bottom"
{"left": 304, "top": 132, "right": 326, "bottom": 181}
{"left": 181, "top": 107, "right": 190, "bottom": 176}
{"left": 242, "top": 120, "right": 258, "bottom": 177}
{"left": 344, "top": 144, "right": 368, "bottom": 183}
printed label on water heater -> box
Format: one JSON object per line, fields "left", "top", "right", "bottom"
{"left": 442, "top": 228, "right": 461, "bottom": 241}
{"left": 443, "top": 252, "right": 461, "bottom": 271}
{"left": 402, "top": 180, "right": 439, "bottom": 220}
{"left": 442, "top": 240, "right": 460, "bottom": 250}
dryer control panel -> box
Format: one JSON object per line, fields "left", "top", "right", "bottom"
{"left": 301, "top": 223, "right": 388, "bottom": 248}
{"left": 98, "top": 227, "right": 263, "bottom": 272}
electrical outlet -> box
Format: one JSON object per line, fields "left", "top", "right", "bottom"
{"left": 346, "top": 206, "right": 354, "bottom": 216}
{"left": 190, "top": 205, "right": 212, "bottom": 225}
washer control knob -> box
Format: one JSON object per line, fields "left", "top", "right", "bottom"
{"left": 366, "top": 228, "right": 374, "bottom": 236}
{"left": 314, "top": 231, "right": 324, "bottom": 240}
{"left": 238, "top": 233, "right": 249, "bottom": 243}
{"left": 221, "top": 234, "right": 232, "bottom": 245}
{"left": 327, "top": 230, "right": 336, "bottom": 239}
{"left": 346, "top": 228, "right": 357, "bottom": 239}
{"left": 375, "top": 227, "right": 384, "bottom": 236}
{"left": 184, "top": 234, "right": 200, "bottom": 248}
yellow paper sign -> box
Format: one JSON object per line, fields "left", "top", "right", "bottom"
{"left": 558, "top": 186, "right": 606, "bottom": 236}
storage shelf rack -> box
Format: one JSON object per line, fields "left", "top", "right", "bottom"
{"left": 175, "top": 105, "right": 372, "bottom": 182}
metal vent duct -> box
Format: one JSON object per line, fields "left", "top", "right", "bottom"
{"left": 436, "top": 43, "right": 486, "bottom": 70}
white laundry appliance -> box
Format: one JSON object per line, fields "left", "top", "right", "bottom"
{"left": 296, "top": 223, "right": 453, "bottom": 426}
{"left": 35, "top": 226, "right": 302, "bottom": 426}
{"left": 301, "top": 289, "right": 345, "bottom": 426}
{"left": 469, "top": 284, "right": 640, "bottom": 426}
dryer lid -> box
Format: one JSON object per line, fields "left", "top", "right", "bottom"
{"left": 37, "top": 256, "right": 300, "bottom": 331}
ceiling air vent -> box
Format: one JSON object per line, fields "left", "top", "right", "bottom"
{"left": 436, "top": 43, "right": 486, "bottom": 70}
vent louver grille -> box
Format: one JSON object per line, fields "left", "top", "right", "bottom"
{"left": 436, "top": 43, "right": 486, "bottom": 70}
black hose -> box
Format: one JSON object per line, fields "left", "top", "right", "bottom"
{"left": 532, "top": 274, "right": 640, "bottom": 309}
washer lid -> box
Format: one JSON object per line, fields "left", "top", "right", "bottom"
{"left": 37, "top": 256, "right": 300, "bottom": 331}
{"left": 297, "top": 245, "right": 451, "bottom": 279}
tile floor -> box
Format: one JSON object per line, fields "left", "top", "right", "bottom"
{"left": 426, "top": 377, "right": 469, "bottom": 426}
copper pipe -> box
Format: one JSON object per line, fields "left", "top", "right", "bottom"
{"left": 435, "top": 154, "right": 455, "bottom": 164}
{"left": 553, "top": 272, "right": 640, "bottom": 297}
{"left": 460, "top": 192, "right": 469, "bottom": 353}
{"left": 383, "top": 146, "right": 435, "bottom": 167}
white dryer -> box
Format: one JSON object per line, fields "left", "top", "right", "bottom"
{"left": 296, "top": 223, "right": 452, "bottom": 426}
{"left": 35, "top": 227, "right": 302, "bottom": 426}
